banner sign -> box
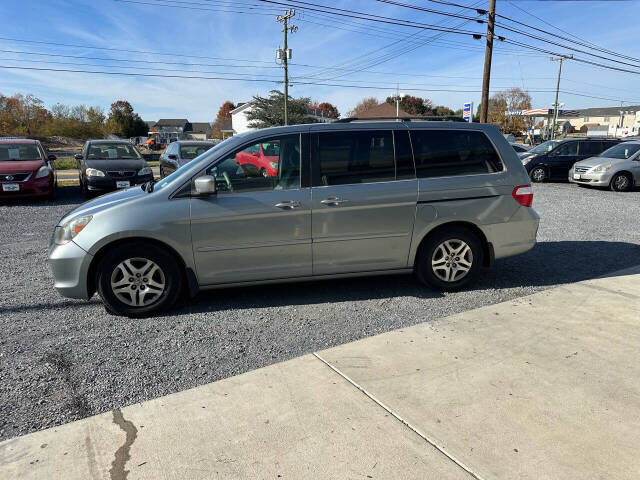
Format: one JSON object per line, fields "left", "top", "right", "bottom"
{"left": 463, "top": 102, "right": 473, "bottom": 122}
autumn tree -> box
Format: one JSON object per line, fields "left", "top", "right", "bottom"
{"left": 246, "top": 90, "right": 316, "bottom": 128}
{"left": 105, "top": 100, "right": 147, "bottom": 137}
{"left": 211, "top": 100, "right": 236, "bottom": 138}
{"left": 348, "top": 97, "right": 380, "bottom": 117}
{"left": 432, "top": 105, "right": 455, "bottom": 117}
{"left": 487, "top": 88, "right": 532, "bottom": 135}
{"left": 309, "top": 101, "right": 339, "bottom": 119}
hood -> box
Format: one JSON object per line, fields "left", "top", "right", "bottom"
{"left": 574, "top": 156, "right": 628, "bottom": 168}
{"left": 519, "top": 151, "right": 536, "bottom": 160}
{"left": 58, "top": 186, "right": 146, "bottom": 226}
{"left": 84, "top": 158, "right": 147, "bottom": 172}
{"left": 0, "top": 159, "right": 45, "bottom": 173}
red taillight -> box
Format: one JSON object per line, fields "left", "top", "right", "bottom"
{"left": 512, "top": 184, "right": 533, "bottom": 207}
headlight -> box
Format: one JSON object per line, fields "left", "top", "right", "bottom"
{"left": 86, "top": 168, "right": 105, "bottom": 177}
{"left": 138, "top": 166, "right": 152, "bottom": 176}
{"left": 592, "top": 164, "right": 612, "bottom": 173}
{"left": 54, "top": 215, "right": 93, "bottom": 245}
{"left": 269, "top": 161, "right": 278, "bottom": 169}
{"left": 35, "top": 166, "right": 51, "bottom": 178}
{"left": 521, "top": 157, "right": 531, "bottom": 165}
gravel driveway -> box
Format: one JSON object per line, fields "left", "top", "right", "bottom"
{"left": 1, "top": 183, "right": 639, "bottom": 440}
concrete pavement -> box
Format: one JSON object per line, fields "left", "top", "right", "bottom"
{"left": 2, "top": 266, "right": 639, "bottom": 479}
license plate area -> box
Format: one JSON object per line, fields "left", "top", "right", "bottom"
{"left": 116, "top": 181, "right": 130, "bottom": 188}
{"left": 2, "top": 183, "right": 19, "bottom": 192}
{"left": 573, "top": 173, "right": 581, "bottom": 180}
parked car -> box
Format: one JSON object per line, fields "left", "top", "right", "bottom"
{"left": 569, "top": 140, "right": 640, "bottom": 192}
{"left": 0, "top": 138, "right": 56, "bottom": 200}
{"left": 231, "top": 139, "right": 281, "bottom": 178}
{"left": 159, "top": 141, "right": 215, "bottom": 178}
{"left": 76, "top": 140, "right": 153, "bottom": 197}
{"left": 522, "top": 137, "right": 619, "bottom": 182}
{"left": 49, "top": 119, "right": 540, "bottom": 317}
{"left": 510, "top": 143, "right": 530, "bottom": 153}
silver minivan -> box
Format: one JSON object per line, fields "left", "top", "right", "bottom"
{"left": 49, "top": 119, "right": 540, "bottom": 317}
{"left": 569, "top": 140, "right": 640, "bottom": 191}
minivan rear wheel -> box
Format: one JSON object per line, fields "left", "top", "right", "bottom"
{"left": 96, "top": 242, "right": 183, "bottom": 317}
{"left": 416, "top": 227, "right": 484, "bottom": 292}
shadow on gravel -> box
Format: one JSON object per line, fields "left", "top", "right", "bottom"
{"left": 0, "top": 185, "right": 83, "bottom": 207}
{"left": 182, "top": 240, "right": 640, "bottom": 315}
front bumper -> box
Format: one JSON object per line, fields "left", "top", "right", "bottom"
{"left": 86, "top": 174, "right": 153, "bottom": 192}
{"left": 48, "top": 239, "right": 93, "bottom": 300}
{"left": 568, "top": 168, "right": 611, "bottom": 187}
{"left": 0, "top": 175, "right": 53, "bottom": 198}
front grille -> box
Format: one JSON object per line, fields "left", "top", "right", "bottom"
{"left": 574, "top": 165, "right": 590, "bottom": 174}
{"left": 0, "top": 172, "right": 30, "bottom": 182}
{"left": 107, "top": 170, "right": 136, "bottom": 178}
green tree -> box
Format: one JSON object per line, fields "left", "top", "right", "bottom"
{"left": 432, "top": 105, "right": 455, "bottom": 117}
{"left": 246, "top": 90, "right": 316, "bottom": 128}
{"left": 385, "top": 95, "right": 433, "bottom": 115}
{"left": 105, "top": 100, "right": 147, "bottom": 137}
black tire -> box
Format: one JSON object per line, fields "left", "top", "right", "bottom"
{"left": 529, "top": 166, "right": 547, "bottom": 183}
{"left": 81, "top": 179, "right": 91, "bottom": 198}
{"left": 159, "top": 166, "right": 165, "bottom": 179}
{"left": 96, "top": 242, "right": 183, "bottom": 317}
{"left": 610, "top": 172, "right": 633, "bottom": 192}
{"left": 415, "top": 227, "right": 484, "bottom": 292}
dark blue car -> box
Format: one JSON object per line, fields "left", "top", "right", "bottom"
{"left": 521, "top": 138, "right": 619, "bottom": 182}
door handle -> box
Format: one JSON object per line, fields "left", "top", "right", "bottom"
{"left": 320, "top": 196, "right": 349, "bottom": 206}
{"left": 275, "top": 200, "right": 301, "bottom": 209}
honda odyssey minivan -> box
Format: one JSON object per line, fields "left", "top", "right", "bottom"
{"left": 49, "top": 119, "right": 540, "bottom": 317}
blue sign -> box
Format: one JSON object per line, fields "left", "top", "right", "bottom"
{"left": 463, "top": 102, "right": 473, "bottom": 122}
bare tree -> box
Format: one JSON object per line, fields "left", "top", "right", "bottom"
{"left": 348, "top": 97, "right": 379, "bottom": 117}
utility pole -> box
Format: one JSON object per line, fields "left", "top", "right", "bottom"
{"left": 479, "top": 0, "right": 496, "bottom": 123}
{"left": 276, "top": 10, "right": 297, "bottom": 126}
{"left": 550, "top": 54, "right": 572, "bottom": 139}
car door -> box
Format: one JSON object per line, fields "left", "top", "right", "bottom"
{"left": 548, "top": 141, "right": 578, "bottom": 179}
{"left": 310, "top": 127, "right": 418, "bottom": 275}
{"left": 577, "top": 140, "right": 603, "bottom": 167}
{"left": 190, "top": 132, "right": 312, "bottom": 285}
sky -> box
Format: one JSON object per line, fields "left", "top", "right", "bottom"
{"left": 0, "top": 0, "right": 638, "bottom": 122}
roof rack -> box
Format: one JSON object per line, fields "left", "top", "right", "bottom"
{"left": 334, "top": 116, "right": 466, "bottom": 123}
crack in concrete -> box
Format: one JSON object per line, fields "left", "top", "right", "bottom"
{"left": 109, "top": 409, "right": 138, "bottom": 480}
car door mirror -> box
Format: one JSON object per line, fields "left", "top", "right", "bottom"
{"left": 48, "top": 154, "right": 57, "bottom": 161}
{"left": 74, "top": 154, "right": 83, "bottom": 160}
{"left": 194, "top": 175, "right": 216, "bottom": 195}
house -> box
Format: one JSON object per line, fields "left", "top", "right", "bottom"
{"left": 185, "top": 122, "right": 212, "bottom": 140}
{"left": 556, "top": 105, "right": 640, "bottom": 137}
{"left": 153, "top": 119, "right": 189, "bottom": 143}
{"left": 353, "top": 102, "right": 410, "bottom": 118}
{"left": 229, "top": 101, "right": 338, "bottom": 135}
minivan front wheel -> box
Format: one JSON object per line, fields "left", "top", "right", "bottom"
{"left": 610, "top": 172, "right": 632, "bottom": 192}
{"left": 97, "top": 243, "right": 183, "bottom": 317}
{"left": 416, "top": 227, "right": 483, "bottom": 292}
{"left": 530, "top": 166, "right": 547, "bottom": 183}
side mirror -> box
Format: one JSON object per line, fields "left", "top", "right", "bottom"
{"left": 194, "top": 175, "right": 216, "bottom": 195}
{"left": 168, "top": 154, "right": 178, "bottom": 160}
{"left": 48, "top": 154, "right": 57, "bottom": 161}
{"left": 251, "top": 151, "right": 259, "bottom": 157}
{"left": 74, "top": 154, "right": 83, "bottom": 161}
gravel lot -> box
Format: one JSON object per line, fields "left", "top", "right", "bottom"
{"left": 1, "top": 183, "right": 640, "bottom": 440}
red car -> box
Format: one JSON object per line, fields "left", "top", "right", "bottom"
{"left": 0, "top": 139, "right": 56, "bottom": 200}
{"left": 234, "top": 140, "right": 280, "bottom": 177}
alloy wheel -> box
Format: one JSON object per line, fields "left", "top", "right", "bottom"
{"left": 531, "top": 167, "right": 545, "bottom": 182}
{"left": 431, "top": 239, "right": 473, "bottom": 282}
{"left": 613, "top": 174, "right": 630, "bottom": 191}
{"left": 110, "top": 257, "right": 166, "bottom": 307}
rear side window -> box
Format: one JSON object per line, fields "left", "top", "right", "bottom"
{"left": 579, "top": 141, "right": 603, "bottom": 155}
{"left": 313, "top": 130, "right": 395, "bottom": 186}
{"left": 410, "top": 130, "right": 503, "bottom": 178}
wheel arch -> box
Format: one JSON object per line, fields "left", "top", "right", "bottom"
{"left": 411, "top": 221, "right": 493, "bottom": 269}
{"left": 610, "top": 169, "right": 634, "bottom": 186}
{"left": 86, "top": 236, "right": 198, "bottom": 299}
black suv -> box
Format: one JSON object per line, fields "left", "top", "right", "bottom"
{"left": 522, "top": 137, "right": 619, "bottom": 182}
{"left": 76, "top": 140, "right": 153, "bottom": 197}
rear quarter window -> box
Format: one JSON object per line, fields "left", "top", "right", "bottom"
{"left": 410, "top": 129, "right": 504, "bottom": 178}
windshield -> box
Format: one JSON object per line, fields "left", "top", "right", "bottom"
{"left": 88, "top": 143, "right": 141, "bottom": 160}
{"left": 599, "top": 143, "right": 640, "bottom": 159}
{"left": 530, "top": 140, "right": 559, "bottom": 155}
{"left": 0, "top": 144, "right": 42, "bottom": 161}
{"left": 180, "top": 144, "right": 214, "bottom": 160}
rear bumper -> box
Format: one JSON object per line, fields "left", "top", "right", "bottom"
{"left": 48, "top": 239, "right": 93, "bottom": 300}
{"left": 480, "top": 207, "right": 540, "bottom": 260}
